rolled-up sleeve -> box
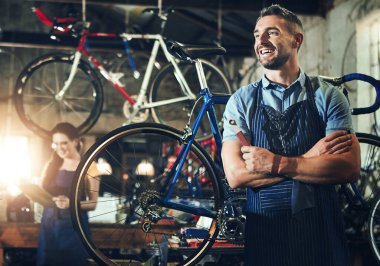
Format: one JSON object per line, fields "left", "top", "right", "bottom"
{"left": 316, "top": 83, "right": 354, "bottom": 135}
{"left": 223, "top": 90, "right": 252, "bottom": 144}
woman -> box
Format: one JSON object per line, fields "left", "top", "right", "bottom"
{"left": 36, "top": 123, "right": 100, "bottom": 266}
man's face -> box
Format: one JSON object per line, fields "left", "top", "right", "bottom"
{"left": 253, "top": 15, "right": 296, "bottom": 70}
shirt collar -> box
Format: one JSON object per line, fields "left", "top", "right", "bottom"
{"left": 261, "top": 69, "right": 306, "bottom": 91}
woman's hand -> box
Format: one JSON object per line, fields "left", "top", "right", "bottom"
{"left": 53, "top": 195, "right": 70, "bottom": 209}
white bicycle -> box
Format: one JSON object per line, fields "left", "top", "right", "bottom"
{"left": 13, "top": 6, "right": 231, "bottom": 139}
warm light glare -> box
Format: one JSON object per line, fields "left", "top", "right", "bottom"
{"left": 0, "top": 136, "right": 31, "bottom": 185}
{"left": 136, "top": 160, "right": 155, "bottom": 176}
{"left": 7, "top": 184, "right": 22, "bottom": 197}
{"left": 96, "top": 157, "right": 112, "bottom": 175}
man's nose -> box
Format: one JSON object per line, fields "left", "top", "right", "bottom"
{"left": 257, "top": 32, "right": 269, "bottom": 43}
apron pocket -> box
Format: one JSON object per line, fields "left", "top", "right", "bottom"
{"left": 259, "top": 181, "right": 292, "bottom": 213}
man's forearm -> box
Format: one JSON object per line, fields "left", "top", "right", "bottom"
{"left": 277, "top": 152, "right": 360, "bottom": 184}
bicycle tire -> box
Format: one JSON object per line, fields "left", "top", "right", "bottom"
{"left": 149, "top": 59, "right": 231, "bottom": 141}
{"left": 0, "top": 48, "right": 23, "bottom": 102}
{"left": 13, "top": 53, "right": 103, "bottom": 139}
{"left": 355, "top": 133, "right": 380, "bottom": 202}
{"left": 338, "top": 133, "right": 380, "bottom": 246}
{"left": 71, "top": 123, "right": 222, "bottom": 266}
{"left": 358, "top": 133, "right": 380, "bottom": 265}
{"left": 368, "top": 193, "right": 380, "bottom": 264}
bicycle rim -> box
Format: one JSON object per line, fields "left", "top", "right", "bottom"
{"left": 336, "top": 133, "right": 380, "bottom": 245}
{"left": 149, "top": 60, "right": 231, "bottom": 141}
{"left": 71, "top": 123, "right": 221, "bottom": 265}
{"left": 369, "top": 194, "right": 380, "bottom": 264}
{"left": 13, "top": 53, "right": 103, "bottom": 139}
{"left": 356, "top": 133, "right": 380, "bottom": 264}
{"left": 356, "top": 133, "right": 380, "bottom": 202}
{"left": 0, "top": 49, "right": 23, "bottom": 102}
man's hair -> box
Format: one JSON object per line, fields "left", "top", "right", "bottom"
{"left": 258, "top": 4, "right": 303, "bottom": 33}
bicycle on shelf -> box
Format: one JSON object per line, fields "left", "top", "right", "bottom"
{"left": 13, "top": 6, "right": 231, "bottom": 140}
{"left": 70, "top": 40, "right": 380, "bottom": 265}
{"left": 211, "top": 50, "right": 261, "bottom": 91}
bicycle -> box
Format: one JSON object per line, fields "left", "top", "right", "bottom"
{"left": 369, "top": 191, "right": 380, "bottom": 264}
{"left": 70, "top": 40, "right": 380, "bottom": 265}
{"left": 13, "top": 6, "right": 231, "bottom": 140}
{"left": 211, "top": 52, "right": 261, "bottom": 91}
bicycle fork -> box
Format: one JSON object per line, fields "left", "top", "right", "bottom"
{"left": 55, "top": 51, "right": 82, "bottom": 100}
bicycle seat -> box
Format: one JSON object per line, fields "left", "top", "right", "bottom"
{"left": 167, "top": 40, "right": 226, "bottom": 61}
{"left": 142, "top": 7, "right": 175, "bottom": 16}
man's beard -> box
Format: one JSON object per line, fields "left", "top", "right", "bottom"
{"left": 259, "top": 53, "right": 290, "bottom": 70}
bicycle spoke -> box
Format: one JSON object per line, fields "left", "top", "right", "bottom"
{"left": 71, "top": 124, "right": 220, "bottom": 265}
{"left": 14, "top": 54, "right": 102, "bottom": 138}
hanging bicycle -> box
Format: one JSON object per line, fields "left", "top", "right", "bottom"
{"left": 13, "top": 6, "right": 231, "bottom": 140}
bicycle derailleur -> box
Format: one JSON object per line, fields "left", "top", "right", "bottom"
{"left": 138, "top": 190, "right": 164, "bottom": 232}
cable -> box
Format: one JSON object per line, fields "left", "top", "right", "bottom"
{"left": 340, "top": 31, "right": 356, "bottom": 92}
{"left": 82, "top": 0, "right": 86, "bottom": 23}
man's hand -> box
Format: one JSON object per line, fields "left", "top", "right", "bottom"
{"left": 241, "top": 146, "right": 276, "bottom": 175}
{"left": 303, "top": 130, "right": 352, "bottom": 158}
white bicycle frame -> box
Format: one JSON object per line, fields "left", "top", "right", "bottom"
{"left": 59, "top": 33, "right": 197, "bottom": 124}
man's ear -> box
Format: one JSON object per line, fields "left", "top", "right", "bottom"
{"left": 293, "top": 32, "right": 304, "bottom": 50}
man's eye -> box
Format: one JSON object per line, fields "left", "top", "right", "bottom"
{"left": 268, "top": 31, "right": 278, "bottom": 36}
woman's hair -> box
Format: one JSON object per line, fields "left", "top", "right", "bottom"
{"left": 42, "top": 123, "right": 80, "bottom": 193}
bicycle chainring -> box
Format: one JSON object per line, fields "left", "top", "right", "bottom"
{"left": 217, "top": 195, "right": 246, "bottom": 245}
{"left": 123, "top": 95, "right": 149, "bottom": 123}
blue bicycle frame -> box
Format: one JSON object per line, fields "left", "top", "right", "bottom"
{"left": 159, "top": 62, "right": 380, "bottom": 220}
{"left": 157, "top": 59, "right": 229, "bottom": 218}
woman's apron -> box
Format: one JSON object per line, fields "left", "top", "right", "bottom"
{"left": 244, "top": 77, "right": 350, "bottom": 266}
{"left": 37, "top": 170, "right": 90, "bottom": 266}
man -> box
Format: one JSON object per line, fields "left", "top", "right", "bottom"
{"left": 222, "top": 4, "right": 360, "bottom": 266}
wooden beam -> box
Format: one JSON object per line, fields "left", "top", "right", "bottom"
{"left": 30, "top": 0, "right": 329, "bottom": 15}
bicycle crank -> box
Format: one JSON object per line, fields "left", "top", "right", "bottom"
{"left": 123, "top": 95, "right": 149, "bottom": 123}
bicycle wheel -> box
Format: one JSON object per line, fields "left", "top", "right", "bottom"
{"left": 71, "top": 123, "right": 221, "bottom": 265}
{"left": 339, "top": 133, "right": 380, "bottom": 242}
{"left": 13, "top": 53, "right": 103, "bottom": 139}
{"left": 114, "top": 51, "right": 162, "bottom": 96}
{"left": 368, "top": 193, "right": 380, "bottom": 264}
{"left": 0, "top": 48, "right": 23, "bottom": 102}
{"left": 356, "top": 133, "right": 380, "bottom": 202}
{"left": 149, "top": 59, "right": 231, "bottom": 140}
{"left": 358, "top": 133, "right": 380, "bottom": 264}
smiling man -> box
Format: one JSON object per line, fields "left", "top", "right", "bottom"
{"left": 222, "top": 4, "right": 359, "bottom": 266}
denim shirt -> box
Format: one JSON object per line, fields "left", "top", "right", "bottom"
{"left": 223, "top": 70, "right": 354, "bottom": 144}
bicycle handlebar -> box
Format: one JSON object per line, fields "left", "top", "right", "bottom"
{"left": 34, "top": 7, "right": 80, "bottom": 34}
{"left": 322, "top": 73, "right": 380, "bottom": 115}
